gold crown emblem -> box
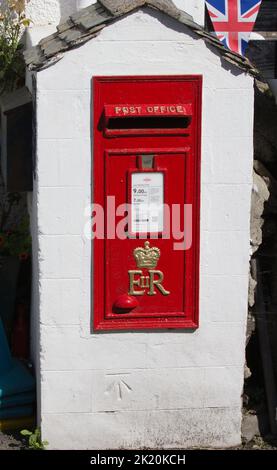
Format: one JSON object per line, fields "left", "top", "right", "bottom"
{"left": 133, "top": 241, "right": 160, "bottom": 269}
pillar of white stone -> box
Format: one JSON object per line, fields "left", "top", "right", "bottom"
{"left": 25, "top": 0, "right": 92, "bottom": 26}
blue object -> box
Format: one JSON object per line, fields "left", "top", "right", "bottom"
{"left": 0, "top": 316, "right": 35, "bottom": 421}
{"left": 0, "top": 316, "right": 13, "bottom": 375}
{"left": 0, "top": 391, "right": 36, "bottom": 409}
{"left": 0, "top": 359, "right": 35, "bottom": 398}
{"left": 0, "top": 405, "right": 33, "bottom": 420}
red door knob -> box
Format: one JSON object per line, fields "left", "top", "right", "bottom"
{"left": 113, "top": 294, "right": 139, "bottom": 313}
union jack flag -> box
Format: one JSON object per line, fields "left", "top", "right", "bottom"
{"left": 205, "top": 0, "right": 262, "bottom": 55}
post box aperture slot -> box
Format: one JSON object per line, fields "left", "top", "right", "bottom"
{"left": 107, "top": 116, "right": 190, "bottom": 129}
{"left": 104, "top": 104, "right": 192, "bottom": 136}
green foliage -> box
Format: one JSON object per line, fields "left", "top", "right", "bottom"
{"left": 0, "top": 215, "right": 31, "bottom": 259}
{"left": 20, "top": 428, "right": 49, "bottom": 450}
{"left": 0, "top": 192, "right": 31, "bottom": 260}
{"left": 0, "top": 1, "right": 31, "bottom": 95}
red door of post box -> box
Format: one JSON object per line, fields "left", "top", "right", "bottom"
{"left": 93, "top": 76, "right": 202, "bottom": 331}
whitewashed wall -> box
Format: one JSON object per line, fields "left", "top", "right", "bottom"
{"left": 174, "top": 0, "right": 204, "bottom": 25}
{"left": 26, "top": 0, "right": 76, "bottom": 24}
{"left": 29, "top": 8, "right": 253, "bottom": 449}
{"left": 25, "top": 0, "right": 205, "bottom": 26}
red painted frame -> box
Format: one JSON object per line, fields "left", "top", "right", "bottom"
{"left": 93, "top": 75, "right": 202, "bottom": 332}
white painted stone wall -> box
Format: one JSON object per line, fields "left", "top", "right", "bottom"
{"left": 28, "top": 8, "right": 254, "bottom": 449}
{"left": 25, "top": 0, "right": 76, "bottom": 25}
{"left": 174, "top": 0, "right": 204, "bottom": 25}
{"left": 25, "top": 0, "right": 205, "bottom": 26}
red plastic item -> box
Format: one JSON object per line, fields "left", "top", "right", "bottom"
{"left": 11, "top": 302, "right": 29, "bottom": 359}
{"left": 113, "top": 294, "right": 139, "bottom": 313}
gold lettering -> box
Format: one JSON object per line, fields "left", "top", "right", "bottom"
{"left": 140, "top": 276, "right": 150, "bottom": 288}
{"left": 128, "top": 270, "right": 145, "bottom": 295}
{"left": 148, "top": 270, "right": 170, "bottom": 296}
{"left": 114, "top": 105, "right": 184, "bottom": 116}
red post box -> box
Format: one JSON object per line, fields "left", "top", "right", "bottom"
{"left": 93, "top": 76, "right": 202, "bottom": 331}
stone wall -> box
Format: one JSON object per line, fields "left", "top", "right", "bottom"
{"left": 250, "top": 81, "right": 277, "bottom": 382}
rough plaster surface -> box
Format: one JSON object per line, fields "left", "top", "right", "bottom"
{"left": 26, "top": 0, "right": 80, "bottom": 25}
{"left": 250, "top": 171, "right": 270, "bottom": 255}
{"left": 28, "top": 8, "right": 254, "bottom": 449}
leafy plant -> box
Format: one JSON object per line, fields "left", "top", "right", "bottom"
{"left": 0, "top": 191, "right": 21, "bottom": 230}
{"left": 0, "top": 216, "right": 31, "bottom": 259}
{"left": 20, "top": 428, "right": 49, "bottom": 450}
{"left": 0, "top": 0, "right": 31, "bottom": 95}
{"left": 0, "top": 192, "right": 31, "bottom": 260}
{"left": 0, "top": 3, "right": 32, "bottom": 257}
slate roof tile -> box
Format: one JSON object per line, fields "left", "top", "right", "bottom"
{"left": 41, "top": 37, "right": 68, "bottom": 58}
{"left": 99, "top": 0, "right": 146, "bottom": 16}
{"left": 71, "top": 3, "right": 112, "bottom": 30}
